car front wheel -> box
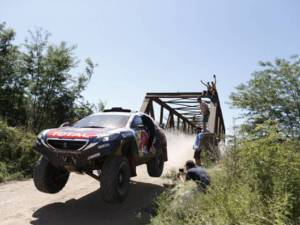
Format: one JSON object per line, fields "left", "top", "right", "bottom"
{"left": 100, "top": 156, "right": 130, "bottom": 203}
{"left": 33, "top": 156, "right": 69, "bottom": 194}
{"left": 147, "top": 152, "right": 164, "bottom": 177}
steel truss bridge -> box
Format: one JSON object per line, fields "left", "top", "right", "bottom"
{"left": 140, "top": 89, "right": 225, "bottom": 143}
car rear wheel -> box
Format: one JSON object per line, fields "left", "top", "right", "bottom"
{"left": 33, "top": 156, "right": 69, "bottom": 194}
{"left": 147, "top": 152, "right": 164, "bottom": 177}
{"left": 100, "top": 156, "right": 130, "bottom": 203}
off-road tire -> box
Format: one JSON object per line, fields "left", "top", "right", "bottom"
{"left": 147, "top": 152, "right": 164, "bottom": 177}
{"left": 100, "top": 156, "right": 130, "bottom": 203}
{"left": 33, "top": 156, "right": 69, "bottom": 194}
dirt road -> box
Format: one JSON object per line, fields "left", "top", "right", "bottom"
{"left": 0, "top": 132, "right": 194, "bottom": 225}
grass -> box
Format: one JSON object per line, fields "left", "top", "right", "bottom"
{"left": 0, "top": 120, "right": 38, "bottom": 182}
{"left": 150, "top": 126, "right": 300, "bottom": 225}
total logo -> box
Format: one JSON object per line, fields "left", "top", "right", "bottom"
{"left": 47, "top": 130, "right": 98, "bottom": 139}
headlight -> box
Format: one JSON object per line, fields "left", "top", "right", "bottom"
{"left": 102, "top": 136, "right": 110, "bottom": 142}
{"left": 101, "top": 133, "right": 119, "bottom": 142}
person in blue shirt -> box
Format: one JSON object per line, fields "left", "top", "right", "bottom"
{"left": 193, "top": 126, "right": 205, "bottom": 166}
{"left": 185, "top": 160, "right": 210, "bottom": 190}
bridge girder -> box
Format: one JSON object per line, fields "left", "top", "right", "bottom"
{"left": 140, "top": 90, "right": 225, "bottom": 140}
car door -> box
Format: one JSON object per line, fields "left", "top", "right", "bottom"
{"left": 131, "top": 116, "right": 150, "bottom": 156}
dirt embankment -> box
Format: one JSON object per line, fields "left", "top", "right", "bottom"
{"left": 0, "top": 131, "right": 194, "bottom": 225}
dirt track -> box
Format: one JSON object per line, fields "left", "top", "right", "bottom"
{"left": 0, "top": 132, "right": 194, "bottom": 225}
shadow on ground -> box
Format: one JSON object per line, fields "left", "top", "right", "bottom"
{"left": 31, "top": 181, "right": 164, "bottom": 225}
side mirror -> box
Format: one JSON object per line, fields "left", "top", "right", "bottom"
{"left": 59, "top": 122, "right": 70, "bottom": 128}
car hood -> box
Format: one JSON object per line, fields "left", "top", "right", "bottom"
{"left": 46, "top": 127, "right": 115, "bottom": 139}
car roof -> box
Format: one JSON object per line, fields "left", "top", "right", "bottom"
{"left": 86, "top": 112, "right": 155, "bottom": 128}
{"left": 91, "top": 111, "right": 142, "bottom": 117}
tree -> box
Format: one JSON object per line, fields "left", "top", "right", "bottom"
{"left": 72, "top": 100, "right": 106, "bottom": 122}
{"left": 230, "top": 56, "right": 300, "bottom": 138}
{"left": 21, "top": 29, "right": 96, "bottom": 132}
{"left": 0, "top": 22, "right": 98, "bottom": 133}
{"left": 0, "top": 23, "right": 27, "bottom": 126}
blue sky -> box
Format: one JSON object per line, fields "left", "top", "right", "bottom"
{"left": 2, "top": 0, "right": 300, "bottom": 133}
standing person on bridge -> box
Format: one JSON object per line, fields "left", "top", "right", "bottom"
{"left": 193, "top": 127, "right": 205, "bottom": 166}
{"left": 198, "top": 97, "right": 210, "bottom": 131}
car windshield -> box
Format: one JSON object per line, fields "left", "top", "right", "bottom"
{"left": 73, "top": 114, "right": 130, "bottom": 129}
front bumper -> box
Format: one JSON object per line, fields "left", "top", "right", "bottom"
{"left": 34, "top": 139, "right": 121, "bottom": 170}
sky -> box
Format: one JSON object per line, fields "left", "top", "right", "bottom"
{"left": 2, "top": 0, "right": 300, "bottom": 133}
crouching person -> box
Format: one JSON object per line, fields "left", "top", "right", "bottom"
{"left": 185, "top": 160, "right": 210, "bottom": 191}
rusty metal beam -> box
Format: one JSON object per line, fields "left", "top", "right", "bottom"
{"left": 148, "top": 100, "right": 155, "bottom": 120}
{"left": 140, "top": 97, "right": 151, "bottom": 113}
{"left": 180, "top": 112, "right": 202, "bottom": 116}
{"left": 167, "top": 100, "right": 210, "bottom": 104}
{"left": 146, "top": 92, "right": 204, "bottom": 98}
{"left": 152, "top": 98, "right": 196, "bottom": 129}
{"left": 172, "top": 106, "right": 200, "bottom": 110}
{"left": 177, "top": 109, "right": 202, "bottom": 112}
{"left": 167, "top": 103, "right": 199, "bottom": 107}
{"left": 183, "top": 121, "right": 186, "bottom": 131}
{"left": 166, "top": 111, "right": 175, "bottom": 128}
{"left": 159, "top": 106, "right": 164, "bottom": 125}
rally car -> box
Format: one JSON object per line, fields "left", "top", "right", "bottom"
{"left": 33, "top": 108, "right": 167, "bottom": 202}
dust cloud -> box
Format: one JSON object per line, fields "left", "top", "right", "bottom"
{"left": 218, "top": 140, "right": 226, "bottom": 157}
{"left": 164, "top": 130, "right": 195, "bottom": 171}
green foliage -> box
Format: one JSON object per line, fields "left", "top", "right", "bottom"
{"left": 152, "top": 174, "right": 266, "bottom": 225}
{"left": 0, "top": 120, "right": 38, "bottom": 182}
{"left": 0, "top": 22, "right": 103, "bottom": 182}
{"left": 72, "top": 99, "right": 106, "bottom": 121}
{"left": 0, "top": 22, "right": 27, "bottom": 126}
{"left": 22, "top": 29, "right": 96, "bottom": 132}
{"left": 230, "top": 56, "right": 300, "bottom": 138}
{"left": 228, "top": 124, "right": 300, "bottom": 223}
{"left": 152, "top": 55, "right": 300, "bottom": 225}
{"left": 0, "top": 22, "right": 99, "bottom": 133}
{"left": 151, "top": 124, "right": 300, "bottom": 225}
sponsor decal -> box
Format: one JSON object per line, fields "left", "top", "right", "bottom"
{"left": 47, "top": 129, "right": 99, "bottom": 139}
{"left": 137, "top": 130, "right": 150, "bottom": 155}
{"left": 140, "top": 130, "right": 149, "bottom": 149}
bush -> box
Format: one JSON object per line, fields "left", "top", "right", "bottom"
{"left": 151, "top": 125, "right": 300, "bottom": 225}
{"left": 152, "top": 173, "right": 267, "bottom": 225}
{"left": 0, "top": 120, "right": 38, "bottom": 182}
{"left": 229, "top": 126, "right": 300, "bottom": 224}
